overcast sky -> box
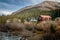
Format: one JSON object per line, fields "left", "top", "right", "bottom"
{"left": 0, "top": 0, "right": 60, "bottom": 15}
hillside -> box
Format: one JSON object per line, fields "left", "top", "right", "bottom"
{"left": 11, "top": 1, "right": 60, "bottom": 18}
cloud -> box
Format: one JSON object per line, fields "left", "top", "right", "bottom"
{"left": 30, "top": 0, "right": 44, "bottom": 4}
{"left": 0, "top": 10, "right": 13, "bottom": 15}
{"left": 0, "top": 2, "right": 24, "bottom": 15}
{"left": 0, "top": 0, "right": 60, "bottom": 15}
{"left": 0, "top": 0, "right": 33, "bottom": 11}
{"left": 0, "top": 2, "right": 22, "bottom": 10}
{"left": 0, "top": 0, "right": 34, "bottom": 15}
{"left": 57, "top": 0, "right": 60, "bottom": 2}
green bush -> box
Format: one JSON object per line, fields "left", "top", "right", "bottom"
{"left": 50, "top": 24, "right": 56, "bottom": 33}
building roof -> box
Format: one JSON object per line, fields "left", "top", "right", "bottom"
{"left": 40, "top": 15, "right": 51, "bottom": 18}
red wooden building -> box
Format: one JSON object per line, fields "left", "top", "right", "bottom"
{"left": 38, "top": 15, "right": 51, "bottom": 21}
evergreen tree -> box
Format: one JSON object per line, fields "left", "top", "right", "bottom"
{"left": 50, "top": 9, "right": 60, "bottom": 20}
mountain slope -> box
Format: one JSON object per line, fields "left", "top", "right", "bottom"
{"left": 13, "top": 1, "right": 60, "bottom": 15}
{"left": 12, "top": 1, "right": 60, "bottom": 18}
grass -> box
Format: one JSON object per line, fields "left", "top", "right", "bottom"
{"left": 0, "top": 19, "right": 60, "bottom": 40}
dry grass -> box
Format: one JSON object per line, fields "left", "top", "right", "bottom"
{"left": 0, "top": 20, "right": 60, "bottom": 40}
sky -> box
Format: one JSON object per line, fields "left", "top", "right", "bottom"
{"left": 0, "top": 0, "right": 60, "bottom": 15}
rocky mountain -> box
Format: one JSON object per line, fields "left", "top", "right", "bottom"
{"left": 12, "top": 1, "right": 60, "bottom": 15}
{"left": 35, "top": 1, "right": 60, "bottom": 10}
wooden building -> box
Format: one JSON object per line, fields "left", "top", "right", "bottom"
{"left": 37, "top": 15, "right": 51, "bottom": 22}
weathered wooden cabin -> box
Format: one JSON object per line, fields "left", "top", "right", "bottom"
{"left": 37, "top": 15, "right": 51, "bottom": 22}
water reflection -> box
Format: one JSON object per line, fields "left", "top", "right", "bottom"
{"left": 0, "top": 32, "right": 21, "bottom": 40}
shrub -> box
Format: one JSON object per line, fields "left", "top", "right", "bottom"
{"left": 21, "top": 18, "right": 25, "bottom": 23}
{"left": 50, "top": 23, "right": 56, "bottom": 33}
{"left": 25, "top": 25, "right": 33, "bottom": 31}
